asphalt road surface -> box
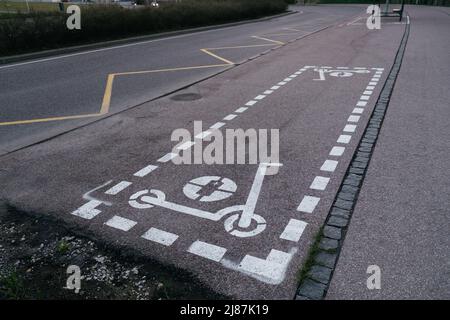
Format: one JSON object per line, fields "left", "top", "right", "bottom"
{"left": 0, "top": 5, "right": 448, "bottom": 299}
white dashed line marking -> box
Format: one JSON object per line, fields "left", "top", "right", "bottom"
{"left": 105, "top": 216, "right": 137, "bottom": 231}
{"left": 255, "top": 95, "right": 266, "bottom": 100}
{"left": 297, "top": 196, "right": 320, "bottom": 213}
{"left": 356, "top": 101, "right": 367, "bottom": 107}
{"left": 195, "top": 131, "right": 211, "bottom": 140}
{"left": 263, "top": 90, "right": 274, "bottom": 95}
{"left": 278, "top": 81, "right": 287, "bottom": 85}
{"left": 343, "top": 124, "right": 357, "bottom": 133}
{"left": 177, "top": 141, "right": 195, "bottom": 150}
{"left": 188, "top": 240, "right": 227, "bottom": 262}
{"left": 369, "top": 82, "right": 378, "bottom": 86}
{"left": 270, "top": 85, "right": 280, "bottom": 90}
{"left": 134, "top": 164, "right": 158, "bottom": 177}
{"left": 329, "top": 146, "right": 345, "bottom": 156}
{"left": 363, "top": 90, "right": 373, "bottom": 95}
{"left": 360, "top": 95, "right": 370, "bottom": 101}
{"left": 366, "top": 85, "right": 375, "bottom": 90}
{"left": 71, "top": 200, "right": 102, "bottom": 220}
{"left": 142, "top": 228, "right": 179, "bottom": 246}
{"left": 105, "top": 181, "right": 132, "bottom": 195}
{"left": 158, "top": 152, "right": 178, "bottom": 163}
{"left": 210, "top": 122, "right": 225, "bottom": 130}
{"left": 280, "top": 219, "right": 307, "bottom": 242}
{"left": 310, "top": 176, "right": 330, "bottom": 191}
{"left": 235, "top": 107, "right": 248, "bottom": 113}
{"left": 320, "top": 159, "right": 339, "bottom": 172}
{"left": 348, "top": 115, "right": 360, "bottom": 123}
{"left": 352, "top": 107, "right": 364, "bottom": 114}
{"left": 337, "top": 134, "right": 352, "bottom": 144}
{"left": 223, "top": 114, "right": 237, "bottom": 121}
{"left": 245, "top": 100, "right": 257, "bottom": 106}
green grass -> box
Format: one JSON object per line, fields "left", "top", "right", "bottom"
{"left": 57, "top": 239, "right": 70, "bottom": 254}
{"left": 0, "top": 271, "right": 26, "bottom": 299}
{"left": 297, "top": 227, "right": 323, "bottom": 284}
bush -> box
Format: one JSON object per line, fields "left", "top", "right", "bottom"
{"left": 0, "top": 0, "right": 288, "bottom": 56}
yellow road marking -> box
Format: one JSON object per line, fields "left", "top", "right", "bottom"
{"left": 3, "top": 31, "right": 292, "bottom": 126}
{"left": 114, "top": 63, "right": 231, "bottom": 76}
{"left": 283, "top": 27, "right": 303, "bottom": 32}
{"left": 100, "top": 73, "right": 115, "bottom": 115}
{"left": 200, "top": 49, "right": 235, "bottom": 65}
{"left": 204, "top": 44, "right": 275, "bottom": 50}
{"left": 251, "top": 35, "right": 285, "bottom": 45}
{"left": 0, "top": 113, "right": 102, "bottom": 126}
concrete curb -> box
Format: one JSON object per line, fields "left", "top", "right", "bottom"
{"left": 295, "top": 14, "right": 411, "bottom": 300}
{"left": 0, "top": 10, "right": 296, "bottom": 65}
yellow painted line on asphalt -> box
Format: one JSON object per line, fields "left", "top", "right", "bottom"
{"left": 200, "top": 49, "right": 235, "bottom": 65}
{"left": 100, "top": 73, "right": 116, "bottom": 115}
{"left": 0, "top": 113, "right": 102, "bottom": 126}
{"left": 4, "top": 31, "right": 292, "bottom": 126}
{"left": 251, "top": 35, "right": 285, "bottom": 45}
{"left": 204, "top": 44, "right": 275, "bottom": 50}
{"left": 114, "top": 63, "right": 231, "bottom": 76}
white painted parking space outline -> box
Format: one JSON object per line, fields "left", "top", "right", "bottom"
{"left": 310, "top": 176, "right": 330, "bottom": 191}
{"left": 105, "top": 215, "right": 137, "bottom": 231}
{"left": 70, "top": 65, "right": 384, "bottom": 285}
{"left": 297, "top": 195, "right": 320, "bottom": 213}
{"left": 320, "top": 159, "right": 339, "bottom": 172}
{"left": 188, "top": 240, "right": 227, "bottom": 262}
{"left": 105, "top": 181, "right": 132, "bottom": 195}
{"left": 142, "top": 227, "right": 179, "bottom": 246}
{"left": 337, "top": 134, "right": 352, "bottom": 144}
{"left": 280, "top": 219, "right": 307, "bottom": 242}
{"left": 134, "top": 164, "right": 158, "bottom": 177}
{"left": 329, "top": 146, "right": 345, "bottom": 157}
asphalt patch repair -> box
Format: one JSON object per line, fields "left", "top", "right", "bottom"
{"left": 0, "top": 203, "right": 225, "bottom": 299}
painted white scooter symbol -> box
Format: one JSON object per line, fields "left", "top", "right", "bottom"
{"left": 313, "top": 67, "right": 370, "bottom": 81}
{"left": 128, "top": 163, "right": 281, "bottom": 238}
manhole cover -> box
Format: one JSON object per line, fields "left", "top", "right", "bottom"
{"left": 170, "top": 93, "right": 202, "bottom": 101}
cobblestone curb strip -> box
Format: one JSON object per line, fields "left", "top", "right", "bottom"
{"left": 295, "top": 16, "right": 411, "bottom": 300}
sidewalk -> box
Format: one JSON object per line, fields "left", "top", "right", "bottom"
{"left": 327, "top": 6, "right": 450, "bottom": 299}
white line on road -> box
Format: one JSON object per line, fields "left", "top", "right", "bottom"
{"left": 177, "top": 141, "right": 196, "bottom": 150}
{"left": 142, "top": 228, "right": 179, "bottom": 246}
{"left": 337, "top": 134, "right": 352, "bottom": 144}
{"left": 223, "top": 114, "right": 237, "bottom": 121}
{"left": 320, "top": 159, "right": 339, "bottom": 172}
{"left": 105, "top": 181, "right": 132, "bottom": 195}
{"left": 105, "top": 216, "right": 137, "bottom": 231}
{"left": 235, "top": 107, "right": 248, "bottom": 113}
{"left": 255, "top": 95, "right": 266, "bottom": 100}
{"left": 188, "top": 240, "right": 227, "bottom": 262}
{"left": 195, "top": 131, "right": 211, "bottom": 139}
{"left": 158, "top": 152, "right": 178, "bottom": 163}
{"left": 210, "top": 122, "right": 226, "bottom": 129}
{"left": 352, "top": 107, "right": 364, "bottom": 114}
{"left": 245, "top": 100, "right": 257, "bottom": 106}
{"left": 310, "top": 176, "right": 330, "bottom": 191}
{"left": 71, "top": 200, "right": 103, "bottom": 220}
{"left": 329, "top": 146, "right": 345, "bottom": 157}
{"left": 134, "top": 164, "right": 158, "bottom": 177}
{"left": 343, "top": 124, "right": 357, "bottom": 133}
{"left": 280, "top": 219, "right": 307, "bottom": 242}
{"left": 356, "top": 101, "right": 367, "bottom": 107}
{"left": 348, "top": 115, "right": 360, "bottom": 123}
{"left": 297, "top": 196, "right": 320, "bottom": 213}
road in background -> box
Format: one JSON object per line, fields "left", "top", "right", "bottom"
{"left": 0, "top": 5, "right": 363, "bottom": 155}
